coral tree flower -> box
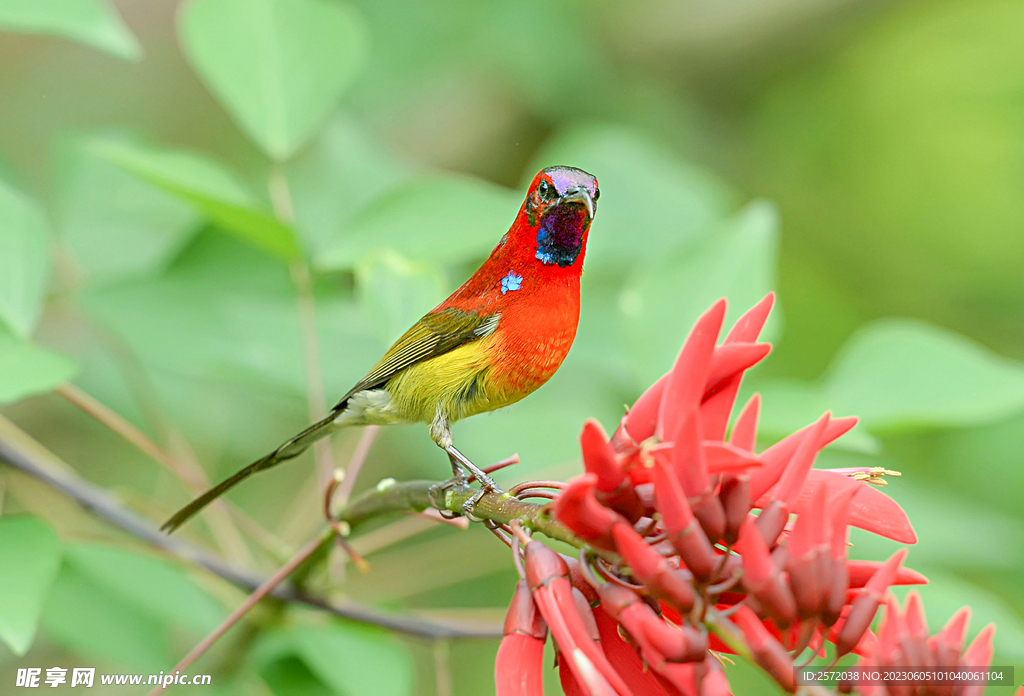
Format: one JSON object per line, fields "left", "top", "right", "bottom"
{"left": 496, "top": 296, "right": 993, "bottom": 696}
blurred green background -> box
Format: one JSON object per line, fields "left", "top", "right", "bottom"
{"left": 1, "top": 0, "right": 1023, "bottom": 693}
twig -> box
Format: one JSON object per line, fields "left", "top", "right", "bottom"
{"left": 269, "top": 165, "right": 335, "bottom": 489}
{"left": 0, "top": 416, "right": 499, "bottom": 639}
{"left": 433, "top": 639, "right": 452, "bottom": 696}
{"left": 334, "top": 425, "right": 378, "bottom": 504}
{"left": 147, "top": 535, "right": 324, "bottom": 696}
{"left": 56, "top": 383, "right": 201, "bottom": 488}
{"left": 339, "top": 479, "right": 617, "bottom": 564}
{"left": 55, "top": 383, "right": 254, "bottom": 565}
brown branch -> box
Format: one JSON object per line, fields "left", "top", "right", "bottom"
{"left": 0, "top": 415, "right": 499, "bottom": 640}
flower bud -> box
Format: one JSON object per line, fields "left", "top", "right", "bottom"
{"left": 581, "top": 419, "right": 644, "bottom": 521}
{"left": 732, "top": 605, "right": 795, "bottom": 692}
{"left": 835, "top": 548, "right": 907, "bottom": 658}
{"left": 612, "top": 522, "right": 695, "bottom": 612}
{"left": 551, "top": 473, "right": 625, "bottom": 550}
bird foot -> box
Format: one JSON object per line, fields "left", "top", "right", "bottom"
{"left": 428, "top": 477, "right": 471, "bottom": 518}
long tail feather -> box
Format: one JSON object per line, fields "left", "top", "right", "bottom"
{"left": 161, "top": 412, "right": 341, "bottom": 533}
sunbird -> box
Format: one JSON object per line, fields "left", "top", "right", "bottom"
{"left": 162, "top": 166, "right": 599, "bottom": 532}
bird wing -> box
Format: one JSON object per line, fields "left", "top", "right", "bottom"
{"left": 334, "top": 307, "right": 500, "bottom": 408}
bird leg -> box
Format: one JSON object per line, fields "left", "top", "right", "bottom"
{"left": 429, "top": 416, "right": 504, "bottom": 516}
{"left": 444, "top": 444, "right": 503, "bottom": 518}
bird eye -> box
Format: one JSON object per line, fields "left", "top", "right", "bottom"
{"left": 593, "top": 188, "right": 600, "bottom": 201}
{"left": 537, "top": 180, "right": 554, "bottom": 200}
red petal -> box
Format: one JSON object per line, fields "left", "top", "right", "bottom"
{"left": 581, "top": 419, "right": 624, "bottom": 492}
{"left": 525, "top": 542, "right": 634, "bottom": 696}
{"left": 496, "top": 633, "right": 546, "bottom": 696}
{"left": 730, "top": 605, "right": 795, "bottom": 692}
{"left": 551, "top": 474, "right": 624, "bottom": 550}
{"left": 705, "top": 342, "right": 771, "bottom": 395}
{"left": 505, "top": 579, "right": 547, "bottom": 640}
{"left": 724, "top": 293, "right": 775, "bottom": 344}
{"left": 847, "top": 560, "right": 927, "bottom": 588}
{"left": 593, "top": 607, "right": 673, "bottom": 695}
{"left": 787, "top": 480, "right": 828, "bottom": 560}
{"left": 699, "top": 664, "right": 732, "bottom": 696}
{"left": 903, "top": 591, "right": 928, "bottom": 642}
{"left": 735, "top": 520, "right": 774, "bottom": 588}
{"left": 654, "top": 457, "right": 716, "bottom": 583}
{"left": 934, "top": 606, "right": 971, "bottom": 653}
{"left": 748, "top": 416, "right": 858, "bottom": 500}
{"left": 657, "top": 300, "right": 726, "bottom": 442}
{"left": 701, "top": 441, "right": 761, "bottom": 474}
{"left": 777, "top": 470, "right": 918, "bottom": 544}
{"left": 571, "top": 649, "right": 619, "bottom": 696}
{"left": 729, "top": 394, "right": 761, "bottom": 452}
{"left": 866, "top": 549, "right": 908, "bottom": 595}
{"left": 624, "top": 374, "right": 667, "bottom": 444}
{"left": 772, "top": 412, "right": 830, "bottom": 507}
{"left": 670, "top": 411, "right": 711, "bottom": 496}
{"left": 962, "top": 623, "right": 995, "bottom": 667}
{"left": 702, "top": 294, "right": 776, "bottom": 440}
{"left": 876, "top": 595, "right": 903, "bottom": 656}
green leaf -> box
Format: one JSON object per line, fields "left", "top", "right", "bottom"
{"left": 0, "top": 515, "right": 62, "bottom": 656}
{"left": 0, "top": 0, "right": 141, "bottom": 61}
{"left": 0, "top": 324, "right": 77, "bottom": 403}
{"left": 0, "top": 180, "right": 50, "bottom": 338}
{"left": 255, "top": 623, "right": 413, "bottom": 696}
{"left": 54, "top": 134, "right": 201, "bottom": 282}
{"left": 527, "top": 122, "right": 734, "bottom": 272}
{"left": 823, "top": 319, "right": 1024, "bottom": 431}
{"left": 41, "top": 563, "right": 170, "bottom": 672}
{"left": 355, "top": 252, "right": 448, "bottom": 345}
{"left": 178, "top": 0, "right": 368, "bottom": 161}
{"left": 55, "top": 133, "right": 199, "bottom": 280}
{"left": 316, "top": 175, "right": 521, "bottom": 269}
{"left": 619, "top": 200, "right": 779, "bottom": 387}
{"left": 743, "top": 378, "right": 880, "bottom": 453}
{"left": 81, "top": 231, "right": 380, "bottom": 401}
{"left": 88, "top": 138, "right": 301, "bottom": 260}
{"left": 64, "top": 543, "right": 226, "bottom": 635}
{"left": 286, "top": 116, "right": 412, "bottom": 255}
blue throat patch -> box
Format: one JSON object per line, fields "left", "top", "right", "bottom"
{"left": 535, "top": 205, "right": 586, "bottom": 267}
{"left": 501, "top": 271, "right": 523, "bottom": 294}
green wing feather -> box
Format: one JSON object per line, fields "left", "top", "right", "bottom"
{"left": 334, "top": 308, "right": 500, "bottom": 408}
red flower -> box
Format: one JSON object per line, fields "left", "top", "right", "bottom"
{"left": 496, "top": 580, "right": 547, "bottom": 696}
{"left": 494, "top": 296, "right": 995, "bottom": 696}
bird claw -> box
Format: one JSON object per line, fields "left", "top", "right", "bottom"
{"left": 428, "top": 477, "right": 471, "bottom": 514}
{"left": 461, "top": 486, "right": 491, "bottom": 522}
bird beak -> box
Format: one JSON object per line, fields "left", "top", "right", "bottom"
{"left": 557, "top": 187, "right": 595, "bottom": 220}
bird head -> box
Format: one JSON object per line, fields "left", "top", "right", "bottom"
{"left": 521, "top": 166, "right": 599, "bottom": 268}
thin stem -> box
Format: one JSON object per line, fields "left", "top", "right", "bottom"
{"left": 269, "top": 165, "right": 335, "bottom": 489}
{"left": 335, "top": 425, "right": 378, "bottom": 504}
{"left": 55, "top": 383, "right": 253, "bottom": 565}
{"left": 704, "top": 606, "right": 753, "bottom": 661}
{"left": 433, "top": 640, "right": 453, "bottom": 696}
{"left": 57, "top": 382, "right": 200, "bottom": 488}
{"left": 147, "top": 535, "right": 324, "bottom": 696}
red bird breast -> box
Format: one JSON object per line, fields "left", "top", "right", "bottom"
{"left": 436, "top": 166, "right": 599, "bottom": 413}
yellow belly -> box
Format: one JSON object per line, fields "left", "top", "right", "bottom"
{"left": 381, "top": 334, "right": 517, "bottom": 424}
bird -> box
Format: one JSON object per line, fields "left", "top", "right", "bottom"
{"left": 161, "top": 166, "right": 599, "bottom": 533}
